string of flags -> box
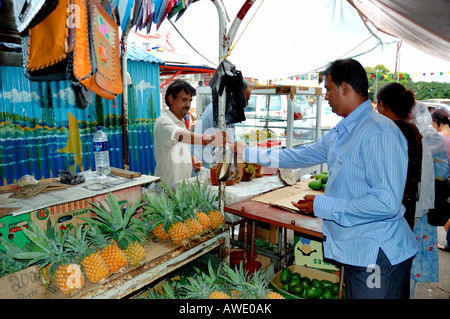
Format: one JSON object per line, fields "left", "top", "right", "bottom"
{"left": 370, "top": 72, "right": 450, "bottom": 80}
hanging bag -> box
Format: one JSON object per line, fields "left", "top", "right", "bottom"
{"left": 23, "top": 0, "right": 72, "bottom": 81}
{"left": 71, "top": 0, "right": 123, "bottom": 100}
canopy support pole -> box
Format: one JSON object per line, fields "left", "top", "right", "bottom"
{"left": 212, "top": 0, "right": 257, "bottom": 213}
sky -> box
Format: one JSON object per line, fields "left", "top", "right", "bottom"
{"left": 133, "top": 0, "right": 450, "bottom": 82}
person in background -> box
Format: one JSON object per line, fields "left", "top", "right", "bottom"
{"left": 431, "top": 108, "right": 450, "bottom": 171}
{"left": 233, "top": 59, "right": 417, "bottom": 299}
{"left": 408, "top": 101, "right": 448, "bottom": 296}
{"left": 431, "top": 108, "right": 450, "bottom": 252}
{"left": 376, "top": 82, "right": 422, "bottom": 230}
{"left": 192, "top": 83, "right": 252, "bottom": 169}
{"left": 154, "top": 80, "right": 228, "bottom": 189}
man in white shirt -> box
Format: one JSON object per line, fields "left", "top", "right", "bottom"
{"left": 154, "top": 80, "right": 227, "bottom": 188}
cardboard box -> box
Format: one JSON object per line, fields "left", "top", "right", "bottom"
{"left": 0, "top": 213, "right": 31, "bottom": 251}
{"left": 238, "top": 221, "right": 279, "bottom": 245}
{"left": 294, "top": 234, "right": 339, "bottom": 271}
{"left": 1, "top": 185, "right": 143, "bottom": 250}
{"left": 0, "top": 266, "right": 46, "bottom": 299}
{"left": 270, "top": 265, "right": 341, "bottom": 299}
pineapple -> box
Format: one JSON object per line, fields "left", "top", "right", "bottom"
{"left": 65, "top": 224, "right": 110, "bottom": 284}
{"left": 266, "top": 291, "right": 285, "bottom": 299}
{"left": 209, "top": 291, "right": 231, "bottom": 299}
{"left": 140, "top": 281, "right": 178, "bottom": 299}
{"left": 179, "top": 260, "right": 230, "bottom": 299}
{"left": 172, "top": 183, "right": 204, "bottom": 239}
{"left": 82, "top": 192, "right": 147, "bottom": 267}
{"left": 151, "top": 223, "right": 170, "bottom": 241}
{"left": 220, "top": 262, "right": 285, "bottom": 299}
{"left": 15, "top": 220, "right": 85, "bottom": 296}
{"left": 208, "top": 210, "right": 225, "bottom": 229}
{"left": 55, "top": 263, "right": 86, "bottom": 295}
{"left": 166, "top": 181, "right": 202, "bottom": 240}
{"left": 195, "top": 211, "right": 211, "bottom": 231}
{"left": 141, "top": 189, "right": 173, "bottom": 241}
{"left": 167, "top": 221, "right": 189, "bottom": 245}
{"left": 188, "top": 181, "right": 224, "bottom": 230}
{"left": 86, "top": 225, "right": 128, "bottom": 273}
{"left": 142, "top": 187, "right": 189, "bottom": 245}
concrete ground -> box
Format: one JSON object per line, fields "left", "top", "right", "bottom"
{"left": 412, "top": 226, "right": 450, "bottom": 299}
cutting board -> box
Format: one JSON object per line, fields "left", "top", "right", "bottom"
{"left": 251, "top": 179, "right": 323, "bottom": 213}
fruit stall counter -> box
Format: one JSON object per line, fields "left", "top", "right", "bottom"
{"left": 44, "top": 229, "right": 230, "bottom": 299}
{"left": 0, "top": 174, "right": 159, "bottom": 246}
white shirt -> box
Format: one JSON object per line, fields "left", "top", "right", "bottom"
{"left": 154, "top": 109, "right": 192, "bottom": 188}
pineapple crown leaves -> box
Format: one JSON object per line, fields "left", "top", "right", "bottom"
{"left": 140, "top": 281, "right": 178, "bottom": 299}
{"left": 177, "top": 259, "right": 228, "bottom": 299}
{"left": 141, "top": 189, "right": 183, "bottom": 232}
{"left": 64, "top": 224, "right": 96, "bottom": 261}
{"left": 187, "top": 180, "right": 219, "bottom": 213}
{"left": 0, "top": 238, "right": 29, "bottom": 276}
{"left": 84, "top": 224, "right": 113, "bottom": 250}
{"left": 15, "top": 220, "right": 76, "bottom": 278}
{"left": 83, "top": 193, "right": 145, "bottom": 250}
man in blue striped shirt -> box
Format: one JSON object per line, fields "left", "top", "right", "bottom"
{"left": 234, "top": 59, "right": 417, "bottom": 299}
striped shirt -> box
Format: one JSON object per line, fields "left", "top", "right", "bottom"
{"left": 243, "top": 100, "right": 418, "bottom": 267}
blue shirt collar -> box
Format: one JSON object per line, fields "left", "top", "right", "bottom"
{"left": 334, "top": 100, "right": 372, "bottom": 135}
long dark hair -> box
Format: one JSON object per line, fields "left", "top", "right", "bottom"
{"left": 377, "top": 82, "right": 415, "bottom": 120}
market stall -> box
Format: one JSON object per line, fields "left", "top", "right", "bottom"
{"left": 0, "top": 172, "right": 231, "bottom": 299}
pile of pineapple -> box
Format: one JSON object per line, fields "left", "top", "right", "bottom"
{"left": 140, "top": 260, "right": 284, "bottom": 300}
{"left": 0, "top": 180, "right": 226, "bottom": 297}
{"left": 142, "top": 180, "right": 225, "bottom": 245}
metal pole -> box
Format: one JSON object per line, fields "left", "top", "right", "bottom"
{"left": 212, "top": 0, "right": 257, "bottom": 213}
{"left": 121, "top": 32, "right": 130, "bottom": 170}
{"left": 213, "top": 0, "right": 228, "bottom": 213}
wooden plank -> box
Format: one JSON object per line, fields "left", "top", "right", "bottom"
{"left": 110, "top": 167, "right": 142, "bottom": 178}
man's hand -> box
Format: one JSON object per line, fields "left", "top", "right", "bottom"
{"left": 291, "top": 194, "right": 316, "bottom": 215}
{"left": 209, "top": 130, "right": 229, "bottom": 147}
{"left": 191, "top": 155, "right": 202, "bottom": 172}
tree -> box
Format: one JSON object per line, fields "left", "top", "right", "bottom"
{"left": 406, "top": 81, "right": 450, "bottom": 100}
{"left": 365, "top": 64, "right": 413, "bottom": 101}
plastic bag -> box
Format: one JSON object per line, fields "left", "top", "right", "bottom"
{"left": 17, "top": 174, "right": 38, "bottom": 187}
{"left": 210, "top": 59, "right": 246, "bottom": 127}
{"left": 58, "top": 169, "right": 86, "bottom": 185}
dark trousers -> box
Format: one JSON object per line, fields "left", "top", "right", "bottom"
{"left": 343, "top": 248, "right": 413, "bottom": 299}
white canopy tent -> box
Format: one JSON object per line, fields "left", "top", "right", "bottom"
{"left": 137, "top": 0, "right": 450, "bottom": 80}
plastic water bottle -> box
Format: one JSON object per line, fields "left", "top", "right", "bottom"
{"left": 93, "top": 126, "right": 110, "bottom": 177}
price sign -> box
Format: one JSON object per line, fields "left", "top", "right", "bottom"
{"left": 0, "top": 266, "right": 46, "bottom": 299}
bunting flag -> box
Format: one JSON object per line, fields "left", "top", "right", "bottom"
{"left": 131, "top": 0, "right": 194, "bottom": 35}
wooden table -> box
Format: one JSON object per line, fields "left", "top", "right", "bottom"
{"left": 225, "top": 198, "right": 345, "bottom": 299}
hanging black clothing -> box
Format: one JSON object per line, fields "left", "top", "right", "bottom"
{"left": 395, "top": 120, "right": 422, "bottom": 230}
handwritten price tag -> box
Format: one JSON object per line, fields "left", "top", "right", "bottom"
{"left": 0, "top": 266, "right": 46, "bottom": 299}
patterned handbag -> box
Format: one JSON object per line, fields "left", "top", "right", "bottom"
{"left": 23, "top": 0, "right": 72, "bottom": 81}
{"left": 71, "top": 0, "right": 123, "bottom": 101}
